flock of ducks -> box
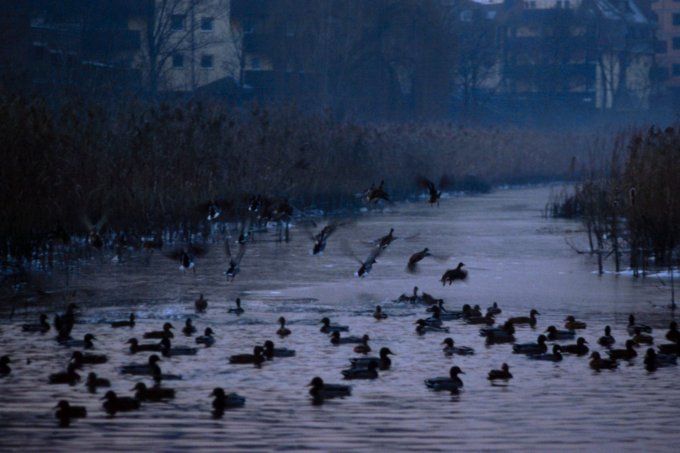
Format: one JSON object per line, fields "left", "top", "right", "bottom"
{"left": 3, "top": 179, "right": 679, "bottom": 429}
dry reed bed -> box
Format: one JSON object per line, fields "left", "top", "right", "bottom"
{"left": 1, "top": 95, "right": 585, "bottom": 262}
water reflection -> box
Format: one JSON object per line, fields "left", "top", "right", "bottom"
{"left": 0, "top": 186, "right": 678, "bottom": 452}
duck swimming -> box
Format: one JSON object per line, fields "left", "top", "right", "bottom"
{"left": 111, "top": 313, "right": 135, "bottom": 328}
{"left": 71, "top": 350, "right": 108, "bottom": 366}
{"left": 229, "top": 346, "right": 265, "bottom": 365}
{"left": 508, "top": 309, "right": 540, "bottom": 327}
{"left": 22, "top": 313, "right": 50, "bottom": 333}
{"left": 0, "top": 355, "right": 11, "bottom": 375}
{"left": 86, "top": 372, "right": 110, "bottom": 392}
{"left": 127, "top": 338, "right": 164, "bottom": 354}
{"left": 159, "top": 338, "right": 198, "bottom": 357}
{"left": 644, "top": 348, "right": 677, "bottom": 372}
{"left": 564, "top": 316, "right": 587, "bottom": 330}
{"left": 195, "top": 328, "right": 215, "bottom": 347}
{"left": 562, "top": 337, "right": 589, "bottom": 356}
{"left": 353, "top": 335, "right": 371, "bottom": 354}
{"left": 487, "top": 363, "right": 513, "bottom": 381}
{"left": 133, "top": 382, "right": 176, "bottom": 401}
{"left": 194, "top": 294, "right": 208, "bottom": 312}
{"left": 627, "top": 314, "right": 652, "bottom": 335}
{"left": 54, "top": 400, "right": 87, "bottom": 426}
{"left": 277, "top": 316, "right": 292, "bottom": 336}
{"left": 341, "top": 360, "right": 379, "bottom": 380}
{"left": 330, "top": 332, "right": 366, "bottom": 345}
{"left": 143, "top": 323, "right": 174, "bottom": 339}
{"left": 589, "top": 351, "right": 617, "bottom": 371}
{"left": 320, "top": 317, "right": 349, "bottom": 333}
{"left": 102, "top": 390, "right": 141, "bottom": 414}
{"left": 61, "top": 333, "right": 96, "bottom": 349}
{"left": 262, "top": 340, "right": 296, "bottom": 359}
{"left": 373, "top": 305, "right": 388, "bottom": 320}
{"left": 211, "top": 387, "right": 246, "bottom": 411}
{"left": 182, "top": 319, "right": 197, "bottom": 336}
{"left": 49, "top": 363, "right": 81, "bottom": 385}
{"left": 120, "top": 354, "right": 162, "bottom": 376}
{"left": 415, "top": 319, "right": 450, "bottom": 335}
{"left": 597, "top": 325, "right": 615, "bottom": 347}
{"left": 512, "top": 335, "right": 548, "bottom": 355}
{"left": 308, "top": 376, "right": 352, "bottom": 403}
{"left": 377, "top": 228, "right": 396, "bottom": 249}
{"left": 227, "top": 298, "right": 244, "bottom": 315}
{"left": 425, "top": 366, "right": 464, "bottom": 392}
{"left": 484, "top": 321, "right": 516, "bottom": 344}
{"left": 349, "top": 347, "right": 394, "bottom": 370}
{"left": 440, "top": 262, "right": 467, "bottom": 285}
{"left": 665, "top": 321, "right": 680, "bottom": 343}
{"left": 607, "top": 339, "right": 637, "bottom": 360}
{"left": 441, "top": 338, "right": 475, "bottom": 356}
{"left": 545, "top": 325, "right": 575, "bottom": 341}
{"left": 487, "top": 302, "right": 502, "bottom": 316}
{"left": 528, "top": 344, "right": 563, "bottom": 362}
{"left": 632, "top": 327, "right": 654, "bottom": 345}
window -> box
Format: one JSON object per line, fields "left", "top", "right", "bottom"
{"left": 250, "top": 56, "right": 260, "bottom": 69}
{"left": 674, "top": 14, "right": 680, "bottom": 26}
{"left": 673, "top": 64, "right": 680, "bottom": 76}
{"left": 200, "top": 54, "right": 214, "bottom": 69}
{"left": 673, "top": 37, "right": 680, "bottom": 49}
{"left": 201, "top": 17, "right": 214, "bottom": 31}
{"left": 171, "top": 14, "right": 185, "bottom": 31}
{"left": 460, "top": 10, "right": 472, "bottom": 22}
{"left": 172, "top": 53, "right": 184, "bottom": 68}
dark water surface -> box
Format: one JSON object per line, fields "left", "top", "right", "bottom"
{"left": 1, "top": 186, "right": 678, "bottom": 452}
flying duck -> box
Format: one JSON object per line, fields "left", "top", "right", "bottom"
{"left": 440, "top": 263, "right": 467, "bottom": 285}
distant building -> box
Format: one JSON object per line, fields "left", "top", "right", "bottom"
{"left": 652, "top": 0, "right": 680, "bottom": 105}
{"left": 128, "top": 0, "right": 239, "bottom": 95}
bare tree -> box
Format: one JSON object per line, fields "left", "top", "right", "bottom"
{"left": 139, "top": 0, "right": 229, "bottom": 96}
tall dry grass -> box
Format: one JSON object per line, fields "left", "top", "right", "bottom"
{"left": 1, "top": 93, "right": 587, "bottom": 262}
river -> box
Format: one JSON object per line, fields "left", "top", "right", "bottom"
{"left": 0, "top": 185, "right": 677, "bottom": 452}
